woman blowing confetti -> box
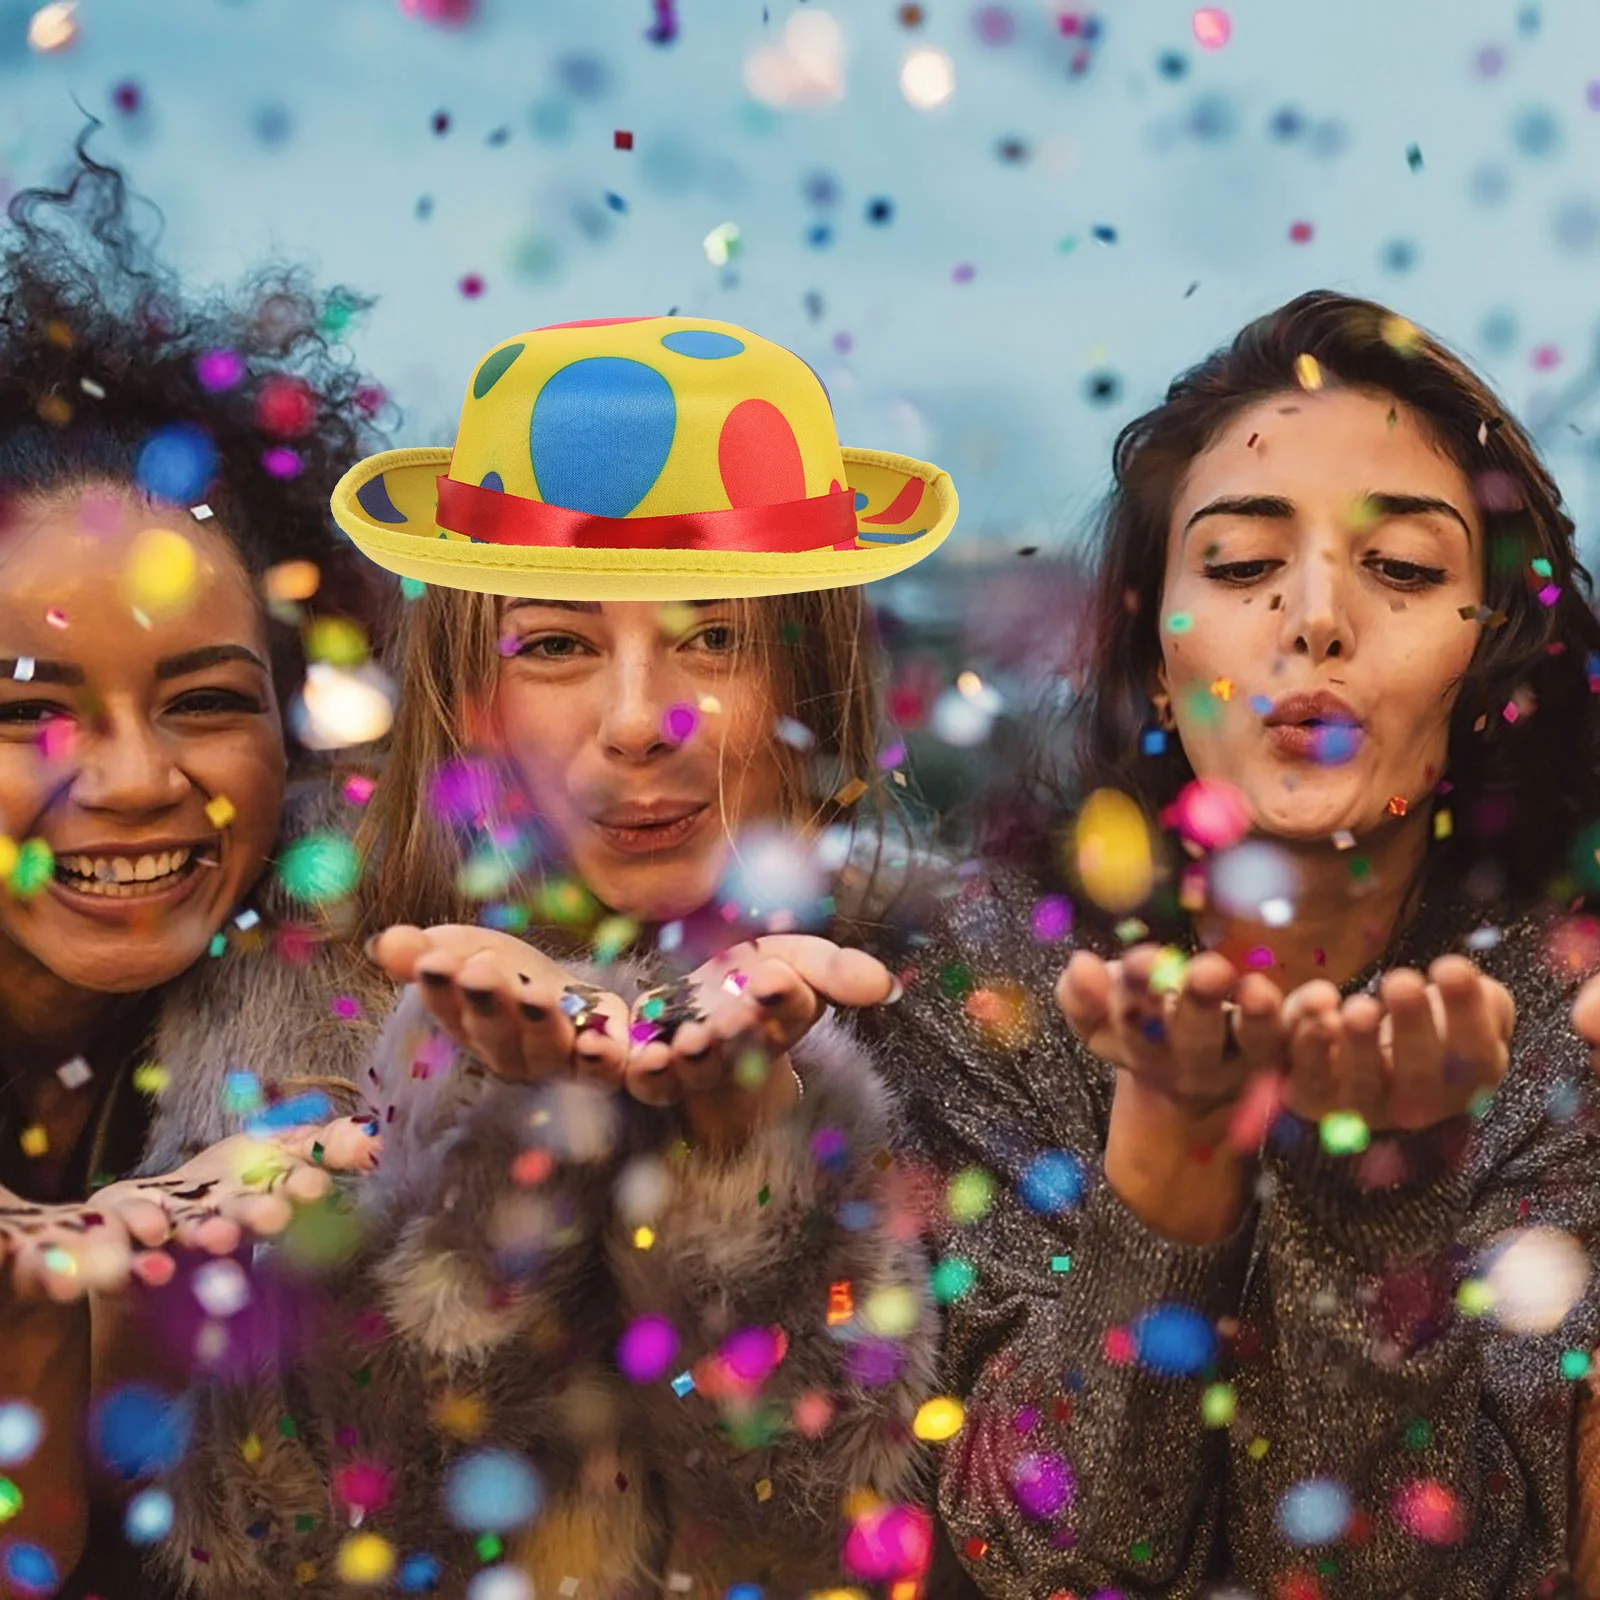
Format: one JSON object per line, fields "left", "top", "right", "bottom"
{"left": 0, "top": 136, "right": 396, "bottom": 1598}
{"left": 852, "top": 291, "right": 1600, "bottom": 1597}
{"left": 158, "top": 590, "right": 940, "bottom": 1590}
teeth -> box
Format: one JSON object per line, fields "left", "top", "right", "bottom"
{"left": 57, "top": 848, "right": 193, "bottom": 889}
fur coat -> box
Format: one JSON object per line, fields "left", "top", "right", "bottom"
{"left": 153, "top": 953, "right": 940, "bottom": 1597}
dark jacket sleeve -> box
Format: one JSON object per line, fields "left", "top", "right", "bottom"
{"left": 859, "top": 877, "right": 1252, "bottom": 1599}
{"left": 603, "top": 1009, "right": 940, "bottom": 1592}
{"left": 1230, "top": 940, "right": 1600, "bottom": 1598}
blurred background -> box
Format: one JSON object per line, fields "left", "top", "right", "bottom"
{"left": 4, "top": 0, "right": 1600, "bottom": 814}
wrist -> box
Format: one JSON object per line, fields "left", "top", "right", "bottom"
{"left": 1105, "top": 1071, "right": 1254, "bottom": 1245}
{"left": 680, "top": 1056, "right": 801, "bottom": 1154}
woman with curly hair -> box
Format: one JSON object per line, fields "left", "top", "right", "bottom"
{"left": 0, "top": 131, "right": 396, "bottom": 1597}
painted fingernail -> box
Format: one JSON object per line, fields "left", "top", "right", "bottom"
{"left": 681, "top": 1043, "right": 711, "bottom": 1061}
{"left": 519, "top": 1001, "right": 548, "bottom": 1022}
{"left": 362, "top": 935, "right": 382, "bottom": 962}
{"left": 886, "top": 977, "right": 904, "bottom": 1004}
{"left": 460, "top": 987, "right": 498, "bottom": 1013}
{"left": 418, "top": 969, "right": 451, "bottom": 989}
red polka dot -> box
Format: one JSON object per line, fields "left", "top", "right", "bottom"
{"left": 718, "top": 399, "right": 806, "bottom": 508}
{"left": 538, "top": 317, "right": 656, "bottom": 329}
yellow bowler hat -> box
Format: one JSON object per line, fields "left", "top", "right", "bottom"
{"left": 331, "top": 315, "right": 957, "bottom": 600}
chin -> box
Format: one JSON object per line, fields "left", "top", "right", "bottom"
{"left": 36, "top": 940, "right": 210, "bottom": 996}
{"left": 588, "top": 865, "right": 720, "bottom": 923}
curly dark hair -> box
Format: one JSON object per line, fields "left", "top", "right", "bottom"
{"left": 1001, "top": 289, "right": 1600, "bottom": 924}
{"left": 0, "top": 125, "right": 397, "bottom": 760}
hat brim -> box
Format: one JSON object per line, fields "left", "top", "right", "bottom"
{"left": 330, "top": 445, "right": 956, "bottom": 600}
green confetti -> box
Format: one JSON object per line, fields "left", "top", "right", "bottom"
{"left": 1320, "top": 1111, "right": 1370, "bottom": 1156}
{"left": 476, "top": 1534, "right": 503, "bottom": 1563}
{"left": 352, "top": 1366, "right": 372, "bottom": 1390}
{"left": 1166, "top": 612, "right": 1194, "bottom": 634}
{"left": 400, "top": 577, "right": 426, "bottom": 601}
{"left": 1404, "top": 1417, "right": 1433, "bottom": 1450}
{"left": 275, "top": 833, "right": 361, "bottom": 906}
{"left": 757, "top": 1185, "right": 771, "bottom": 1207}
{"left": 9, "top": 838, "right": 54, "bottom": 898}
{"left": 1201, "top": 1383, "right": 1236, "bottom": 1427}
{"left": 0, "top": 1477, "right": 22, "bottom": 1522}
{"left": 294, "top": 1512, "right": 316, "bottom": 1533}
{"left": 1456, "top": 1278, "right": 1493, "bottom": 1317}
{"left": 937, "top": 962, "right": 974, "bottom": 1000}
{"left": 1562, "top": 1349, "right": 1592, "bottom": 1381}
{"left": 930, "top": 1256, "right": 976, "bottom": 1304}
{"left": 1050, "top": 1255, "right": 1072, "bottom": 1274}
{"left": 208, "top": 933, "right": 227, "bottom": 958}
{"left": 278, "top": 1414, "right": 299, "bottom": 1440}
{"left": 1130, "top": 1540, "right": 1152, "bottom": 1564}
{"left": 946, "top": 1167, "right": 997, "bottom": 1224}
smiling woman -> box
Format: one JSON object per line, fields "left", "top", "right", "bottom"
{"left": 0, "top": 131, "right": 396, "bottom": 1597}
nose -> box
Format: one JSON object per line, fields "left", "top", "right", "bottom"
{"left": 596, "top": 655, "right": 675, "bottom": 763}
{"left": 1278, "top": 550, "right": 1352, "bottom": 664}
{"left": 68, "top": 710, "right": 191, "bottom": 816}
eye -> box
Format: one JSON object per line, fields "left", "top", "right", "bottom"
{"left": 1365, "top": 557, "right": 1446, "bottom": 589}
{"left": 0, "top": 701, "right": 71, "bottom": 727}
{"left": 169, "top": 689, "right": 266, "bottom": 715}
{"left": 687, "top": 623, "right": 742, "bottom": 654}
{"left": 514, "top": 633, "right": 592, "bottom": 661}
{"left": 1202, "top": 559, "right": 1281, "bottom": 586}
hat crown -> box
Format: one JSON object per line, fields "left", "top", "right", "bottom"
{"left": 447, "top": 316, "right": 847, "bottom": 520}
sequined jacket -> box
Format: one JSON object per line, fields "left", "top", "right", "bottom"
{"left": 856, "top": 865, "right": 1600, "bottom": 1600}
{"left": 158, "top": 963, "right": 940, "bottom": 1599}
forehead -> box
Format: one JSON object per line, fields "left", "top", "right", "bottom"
{"left": 0, "top": 488, "right": 264, "bottom": 659}
{"left": 1176, "top": 388, "right": 1471, "bottom": 510}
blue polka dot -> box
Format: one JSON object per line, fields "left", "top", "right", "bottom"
{"left": 661, "top": 329, "right": 745, "bottom": 360}
{"left": 858, "top": 527, "right": 926, "bottom": 545}
{"left": 355, "top": 474, "right": 408, "bottom": 524}
{"left": 473, "top": 342, "right": 526, "bottom": 399}
{"left": 530, "top": 357, "right": 675, "bottom": 518}
{"left": 854, "top": 491, "right": 869, "bottom": 511}
{"left": 479, "top": 471, "right": 504, "bottom": 492}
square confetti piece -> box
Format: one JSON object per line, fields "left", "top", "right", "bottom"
{"left": 205, "top": 796, "right": 236, "bottom": 829}
{"left": 19, "top": 1124, "right": 48, "bottom": 1158}
{"left": 670, "top": 1372, "right": 695, "bottom": 1397}
{"left": 55, "top": 1055, "right": 92, "bottom": 1090}
{"left": 614, "top": 129, "right": 634, "bottom": 149}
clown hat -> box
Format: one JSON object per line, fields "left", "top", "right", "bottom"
{"left": 331, "top": 316, "right": 957, "bottom": 600}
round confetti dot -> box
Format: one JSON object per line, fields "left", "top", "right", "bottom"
{"left": 1132, "top": 1303, "right": 1216, "bottom": 1376}
{"left": 721, "top": 1325, "right": 785, "bottom": 1382}
{"left": 1483, "top": 1226, "right": 1591, "bottom": 1334}
{"left": 866, "top": 196, "right": 895, "bottom": 224}
{"left": 1320, "top": 1111, "right": 1370, "bottom": 1155}
{"left": 398, "top": 1553, "right": 443, "bottom": 1592}
{"left": 123, "top": 527, "right": 199, "bottom": 616}
{"left": 1192, "top": 7, "right": 1231, "bottom": 49}
{"left": 1083, "top": 370, "right": 1122, "bottom": 406}
{"left": 1018, "top": 1151, "right": 1085, "bottom": 1215}
{"left": 1288, "top": 220, "right": 1315, "bottom": 244}
{"left": 1, "top": 1540, "right": 57, "bottom": 1595}
{"left": 660, "top": 328, "right": 745, "bottom": 359}
{"left": 444, "top": 1449, "right": 543, "bottom": 1532}
{"left": 946, "top": 1167, "right": 996, "bottom": 1223}
{"left": 1511, "top": 104, "right": 1562, "bottom": 158}
{"left": 530, "top": 357, "right": 675, "bottom": 518}
{"left": 0, "top": 1406, "right": 44, "bottom": 1469}
{"left": 135, "top": 422, "right": 217, "bottom": 504}
{"left": 274, "top": 833, "right": 361, "bottom": 906}
{"left": 972, "top": 5, "right": 1014, "bottom": 45}
{"left": 0, "top": 1478, "right": 19, "bottom": 1523}
{"left": 1392, "top": 1478, "right": 1464, "bottom": 1544}
{"left": 1030, "top": 896, "right": 1073, "bottom": 941}
{"left": 254, "top": 375, "right": 316, "bottom": 437}
{"left": 617, "top": 1314, "right": 679, "bottom": 1382}
{"left": 111, "top": 79, "right": 141, "bottom": 113}
{"left": 662, "top": 703, "right": 698, "bottom": 742}
{"left": 466, "top": 1569, "right": 534, "bottom": 1600}
{"left": 930, "top": 1256, "right": 976, "bottom": 1303}
{"left": 261, "top": 446, "right": 303, "bottom": 479}
{"left": 1072, "top": 788, "right": 1154, "bottom": 913}
{"left": 1007, "top": 1450, "right": 1075, "bottom": 1518}
{"left": 124, "top": 1486, "right": 174, "bottom": 1545}
{"left": 192, "top": 1258, "right": 251, "bottom": 1319}
{"left": 27, "top": 2, "right": 78, "bottom": 52}
{"left": 842, "top": 1503, "right": 933, "bottom": 1582}
{"left": 336, "top": 1531, "right": 396, "bottom": 1584}
{"left": 912, "top": 1396, "right": 966, "bottom": 1441}
{"left": 1277, "top": 1477, "right": 1352, "bottom": 1545}
{"left": 91, "top": 1384, "right": 191, "bottom": 1480}
{"left": 459, "top": 273, "right": 486, "bottom": 298}
{"left": 1169, "top": 777, "right": 1252, "bottom": 850}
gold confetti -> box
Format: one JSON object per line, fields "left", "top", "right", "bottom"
{"left": 205, "top": 795, "right": 237, "bottom": 829}
{"left": 912, "top": 1397, "right": 966, "bottom": 1441}
{"left": 240, "top": 1432, "right": 263, "bottom": 1464}
{"left": 125, "top": 528, "right": 200, "bottom": 617}
{"left": 19, "top": 1124, "right": 48, "bottom": 1158}
{"left": 1386, "top": 795, "right": 1409, "bottom": 817}
{"left": 832, "top": 777, "right": 870, "bottom": 808}
{"left": 132, "top": 1062, "right": 170, "bottom": 1095}
{"left": 36, "top": 393, "right": 72, "bottom": 427}
{"left": 1293, "top": 353, "right": 1323, "bottom": 391}
{"left": 754, "top": 1477, "right": 773, "bottom": 1503}
{"left": 1209, "top": 677, "right": 1234, "bottom": 701}
{"left": 264, "top": 560, "right": 322, "bottom": 603}
{"left": 1380, "top": 314, "right": 1421, "bottom": 353}
{"left": 335, "top": 1532, "right": 394, "bottom": 1584}
{"left": 633, "top": 1226, "right": 656, "bottom": 1251}
{"left": 1072, "top": 788, "right": 1154, "bottom": 913}
{"left": 1433, "top": 808, "right": 1453, "bottom": 840}
{"left": 430, "top": 1391, "right": 486, "bottom": 1440}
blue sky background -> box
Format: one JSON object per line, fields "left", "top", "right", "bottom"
{"left": 4, "top": 0, "right": 1600, "bottom": 571}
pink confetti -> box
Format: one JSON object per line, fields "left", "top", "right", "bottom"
{"left": 1192, "top": 7, "right": 1231, "bottom": 49}
{"left": 341, "top": 773, "right": 376, "bottom": 805}
{"left": 45, "top": 608, "right": 68, "bottom": 629}
{"left": 1288, "top": 220, "right": 1315, "bottom": 244}
{"left": 459, "top": 273, "right": 486, "bottom": 299}
{"left": 1532, "top": 343, "right": 1562, "bottom": 370}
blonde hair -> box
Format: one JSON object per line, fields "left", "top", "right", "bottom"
{"left": 355, "top": 586, "right": 899, "bottom": 943}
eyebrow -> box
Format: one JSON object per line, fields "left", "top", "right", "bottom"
{"left": 1182, "top": 491, "right": 1474, "bottom": 547}
{"left": 503, "top": 599, "right": 725, "bottom": 616}
{"left": 0, "top": 644, "right": 269, "bottom": 687}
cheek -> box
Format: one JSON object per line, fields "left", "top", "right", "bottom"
{"left": 492, "top": 682, "right": 584, "bottom": 808}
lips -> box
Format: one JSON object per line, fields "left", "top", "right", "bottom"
{"left": 592, "top": 802, "right": 708, "bottom": 829}
{"left": 1264, "top": 691, "right": 1363, "bottom": 730}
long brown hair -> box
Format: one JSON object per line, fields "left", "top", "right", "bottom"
{"left": 1044, "top": 289, "right": 1600, "bottom": 909}
{"left": 355, "top": 585, "right": 900, "bottom": 944}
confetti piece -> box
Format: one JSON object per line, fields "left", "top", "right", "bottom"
{"left": 125, "top": 528, "right": 199, "bottom": 617}
{"left": 833, "top": 777, "right": 870, "bottom": 808}
{"left": 1192, "top": 7, "right": 1230, "bottom": 49}
{"left": 912, "top": 1397, "right": 965, "bottom": 1441}
{"left": 19, "top": 1125, "right": 47, "bottom": 1158}
{"left": 335, "top": 1532, "right": 395, "bottom": 1584}
{"left": 27, "top": 1, "right": 78, "bottom": 52}
{"left": 1406, "top": 143, "right": 1424, "bottom": 170}
{"left": 55, "top": 1056, "right": 92, "bottom": 1090}
{"left": 1294, "top": 353, "right": 1324, "bottom": 391}
{"left": 1288, "top": 220, "right": 1315, "bottom": 245}
{"left": 1320, "top": 1111, "right": 1370, "bottom": 1155}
